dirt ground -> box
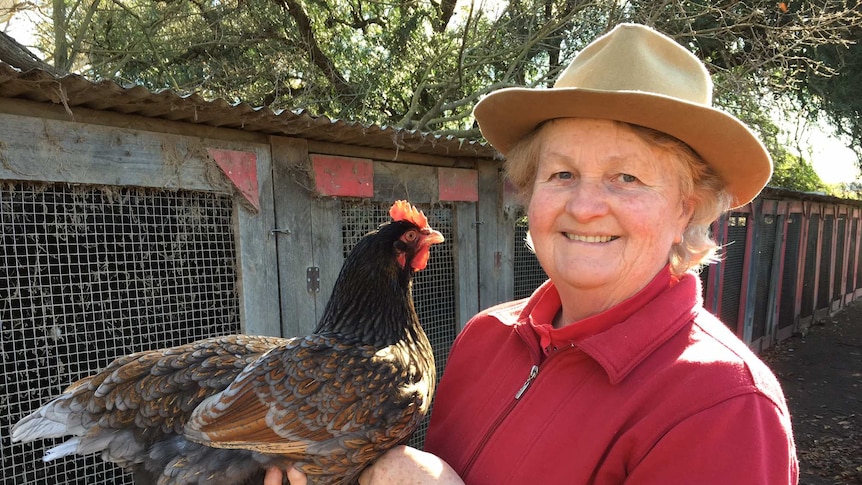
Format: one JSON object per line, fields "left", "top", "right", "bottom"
{"left": 761, "top": 300, "right": 862, "bottom": 484}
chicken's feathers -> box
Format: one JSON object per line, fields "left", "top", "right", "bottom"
{"left": 185, "top": 332, "right": 431, "bottom": 462}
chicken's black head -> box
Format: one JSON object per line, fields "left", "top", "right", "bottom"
{"left": 388, "top": 200, "right": 445, "bottom": 272}
{"left": 315, "top": 201, "right": 444, "bottom": 342}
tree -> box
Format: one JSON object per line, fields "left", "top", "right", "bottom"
{"left": 798, "top": 5, "right": 862, "bottom": 163}
{"left": 770, "top": 152, "right": 828, "bottom": 193}
{"left": 6, "top": 0, "right": 862, "bottom": 172}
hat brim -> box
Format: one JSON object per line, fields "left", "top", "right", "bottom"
{"left": 474, "top": 88, "right": 772, "bottom": 208}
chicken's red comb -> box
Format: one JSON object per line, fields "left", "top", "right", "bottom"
{"left": 389, "top": 200, "right": 429, "bottom": 228}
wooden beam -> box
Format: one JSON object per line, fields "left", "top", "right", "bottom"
{"left": 234, "top": 145, "right": 281, "bottom": 337}
{"left": 270, "top": 136, "right": 320, "bottom": 337}
{"left": 0, "top": 111, "right": 234, "bottom": 192}
{"left": 454, "top": 203, "right": 479, "bottom": 330}
{"left": 307, "top": 139, "right": 488, "bottom": 168}
{"left": 0, "top": 98, "right": 268, "bottom": 144}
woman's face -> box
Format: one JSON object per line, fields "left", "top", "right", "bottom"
{"left": 527, "top": 118, "right": 693, "bottom": 308}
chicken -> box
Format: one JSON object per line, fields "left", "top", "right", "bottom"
{"left": 11, "top": 200, "right": 443, "bottom": 485}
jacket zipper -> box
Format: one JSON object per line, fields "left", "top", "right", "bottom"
{"left": 461, "top": 363, "right": 541, "bottom": 475}
{"left": 514, "top": 365, "right": 539, "bottom": 399}
{"left": 461, "top": 325, "right": 550, "bottom": 476}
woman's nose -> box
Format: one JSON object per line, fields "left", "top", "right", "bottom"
{"left": 565, "top": 180, "right": 610, "bottom": 221}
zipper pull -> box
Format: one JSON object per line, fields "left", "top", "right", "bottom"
{"left": 515, "top": 365, "right": 539, "bottom": 400}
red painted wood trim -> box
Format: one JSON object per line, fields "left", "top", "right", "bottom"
{"left": 310, "top": 154, "right": 374, "bottom": 197}
{"left": 207, "top": 148, "right": 260, "bottom": 211}
{"left": 438, "top": 167, "right": 478, "bottom": 202}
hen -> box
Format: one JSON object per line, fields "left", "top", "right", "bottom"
{"left": 11, "top": 200, "right": 443, "bottom": 485}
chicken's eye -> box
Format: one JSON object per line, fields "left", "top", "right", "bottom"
{"left": 403, "top": 230, "right": 419, "bottom": 242}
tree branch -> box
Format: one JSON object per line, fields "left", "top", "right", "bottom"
{"left": 273, "top": 0, "right": 355, "bottom": 99}
{"left": 0, "top": 30, "right": 63, "bottom": 75}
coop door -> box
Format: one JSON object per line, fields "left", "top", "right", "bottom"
{"left": 1, "top": 183, "right": 242, "bottom": 484}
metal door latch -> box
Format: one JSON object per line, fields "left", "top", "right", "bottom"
{"left": 307, "top": 267, "right": 320, "bottom": 293}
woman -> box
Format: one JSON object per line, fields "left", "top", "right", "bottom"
{"left": 274, "top": 23, "right": 798, "bottom": 484}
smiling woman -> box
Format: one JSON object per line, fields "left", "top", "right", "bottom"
{"left": 523, "top": 119, "right": 694, "bottom": 321}
{"left": 300, "top": 23, "right": 799, "bottom": 485}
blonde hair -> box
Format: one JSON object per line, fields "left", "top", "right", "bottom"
{"left": 504, "top": 120, "right": 732, "bottom": 275}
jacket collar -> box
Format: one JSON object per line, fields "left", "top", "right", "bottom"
{"left": 577, "top": 274, "right": 700, "bottom": 384}
{"left": 496, "top": 272, "right": 701, "bottom": 385}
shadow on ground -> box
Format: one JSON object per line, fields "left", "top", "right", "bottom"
{"left": 762, "top": 300, "right": 862, "bottom": 484}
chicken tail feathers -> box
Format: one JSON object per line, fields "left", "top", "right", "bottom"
{"left": 11, "top": 393, "right": 89, "bottom": 443}
{"left": 42, "top": 437, "right": 81, "bottom": 461}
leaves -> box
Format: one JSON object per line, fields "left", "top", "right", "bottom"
{"left": 15, "top": 0, "right": 862, "bottom": 170}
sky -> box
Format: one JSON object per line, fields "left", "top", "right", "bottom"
{"left": 3, "top": 8, "right": 860, "bottom": 185}
{"left": 792, "top": 123, "right": 859, "bottom": 185}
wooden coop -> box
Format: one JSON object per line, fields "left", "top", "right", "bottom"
{"left": 0, "top": 62, "right": 512, "bottom": 483}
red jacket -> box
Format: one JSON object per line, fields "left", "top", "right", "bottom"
{"left": 424, "top": 271, "right": 798, "bottom": 484}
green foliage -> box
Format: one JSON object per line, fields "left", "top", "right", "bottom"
{"left": 770, "top": 152, "right": 827, "bottom": 193}
{"left": 24, "top": 0, "right": 862, "bottom": 171}
{"left": 799, "top": 18, "right": 862, "bottom": 166}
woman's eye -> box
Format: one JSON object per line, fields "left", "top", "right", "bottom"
{"left": 554, "top": 171, "right": 573, "bottom": 180}
{"left": 619, "top": 173, "right": 639, "bottom": 183}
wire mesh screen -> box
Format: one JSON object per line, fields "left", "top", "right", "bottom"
{"left": 857, "top": 219, "right": 862, "bottom": 290}
{"left": 779, "top": 214, "right": 802, "bottom": 329}
{"left": 752, "top": 214, "right": 777, "bottom": 341}
{"left": 513, "top": 216, "right": 548, "bottom": 300}
{"left": 340, "top": 200, "right": 457, "bottom": 449}
{"left": 699, "top": 264, "right": 710, "bottom": 301}
{"left": 719, "top": 214, "right": 748, "bottom": 333}
{"left": 801, "top": 214, "right": 820, "bottom": 318}
{"left": 847, "top": 219, "right": 857, "bottom": 295}
{"left": 817, "top": 215, "right": 834, "bottom": 309}
{"left": 834, "top": 217, "right": 846, "bottom": 299}
{"left": 1, "top": 182, "right": 240, "bottom": 484}
{"left": 857, "top": 218, "right": 862, "bottom": 290}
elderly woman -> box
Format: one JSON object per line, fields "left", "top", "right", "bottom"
{"left": 275, "top": 23, "right": 798, "bottom": 485}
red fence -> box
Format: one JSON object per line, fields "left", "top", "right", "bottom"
{"left": 700, "top": 187, "right": 862, "bottom": 352}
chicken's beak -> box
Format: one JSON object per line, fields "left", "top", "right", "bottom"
{"left": 411, "top": 228, "right": 444, "bottom": 271}
{"left": 422, "top": 228, "right": 445, "bottom": 245}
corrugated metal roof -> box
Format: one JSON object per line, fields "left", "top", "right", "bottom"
{"left": 0, "top": 62, "right": 498, "bottom": 159}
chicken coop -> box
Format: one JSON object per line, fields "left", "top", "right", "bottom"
{"left": 3, "top": 61, "right": 862, "bottom": 484}
{"left": 0, "top": 63, "right": 513, "bottom": 484}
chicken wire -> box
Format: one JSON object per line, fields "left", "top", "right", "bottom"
{"left": 752, "top": 214, "right": 777, "bottom": 342}
{"left": 719, "top": 213, "right": 748, "bottom": 334}
{"left": 1, "top": 182, "right": 241, "bottom": 485}
{"left": 778, "top": 214, "right": 802, "bottom": 330}
{"left": 801, "top": 214, "right": 820, "bottom": 318}
{"left": 857, "top": 218, "right": 862, "bottom": 290}
{"left": 513, "top": 215, "right": 548, "bottom": 300}
{"left": 835, "top": 217, "right": 846, "bottom": 299}
{"left": 817, "top": 215, "right": 835, "bottom": 309}
{"left": 847, "top": 219, "right": 857, "bottom": 295}
{"left": 340, "top": 200, "right": 457, "bottom": 449}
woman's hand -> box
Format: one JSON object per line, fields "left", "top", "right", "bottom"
{"left": 266, "top": 446, "right": 463, "bottom": 485}
{"left": 265, "top": 466, "right": 308, "bottom": 485}
{"left": 358, "top": 446, "right": 464, "bottom": 485}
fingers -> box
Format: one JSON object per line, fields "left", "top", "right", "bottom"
{"left": 264, "top": 466, "right": 307, "bottom": 485}
{"left": 286, "top": 467, "right": 309, "bottom": 485}
{"left": 264, "top": 467, "right": 284, "bottom": 485}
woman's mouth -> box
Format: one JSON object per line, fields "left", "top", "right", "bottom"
{"left": 564, "top": 233, "right": 619, "bottom": 243}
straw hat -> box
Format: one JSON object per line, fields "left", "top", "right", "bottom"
{"left": 474, "top": 23, "right": 772, "bottom": 208}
